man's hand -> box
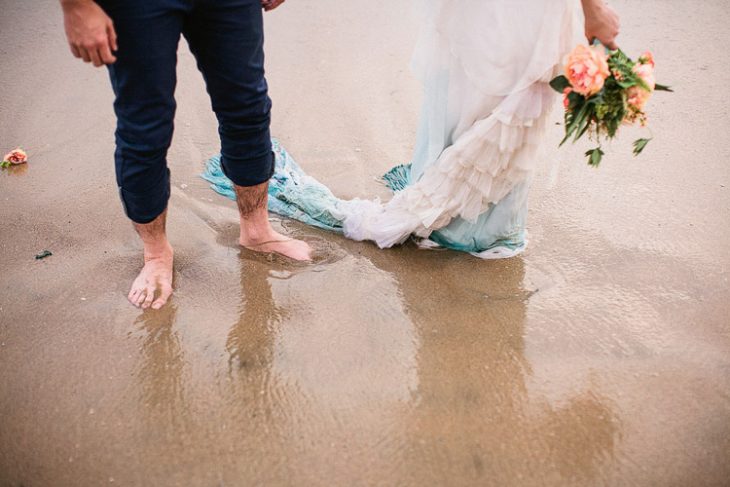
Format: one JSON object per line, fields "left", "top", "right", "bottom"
{"left": 582, "top": 0, "right": 620, "bottom": 50}
{"left": 61, "top": 0, "right": 118, "bottom": 67}
{"left": 261, "top": 0, "right": 285, "bottom": 12}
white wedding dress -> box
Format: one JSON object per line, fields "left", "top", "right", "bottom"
{"left": 204, "top": 0, "right": 583, "bottom": 258}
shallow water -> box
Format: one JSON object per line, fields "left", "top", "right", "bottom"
{"left": 1, "top": 0, "right": 729, "bottom": 486}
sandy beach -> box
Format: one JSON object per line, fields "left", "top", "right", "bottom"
{"left": 1, "top": 0, "right": 729, "bottom": 485}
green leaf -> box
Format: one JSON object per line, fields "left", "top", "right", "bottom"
{"left": 586, "top": 147, "right": 604, "bottom": 167}
{"left": 576, "top": 115, "right": 593, "bottom": 140}
{"left": 550, "top": 75, "right": 571, "bottom": 94}
{"left": 0, "top": 160, "right": 10, "bottom": 168}
{"left": 633, "top": 138, "right": 652, "bottom": 156}
{"left": 616, "top": 78, "right": 637, "bottom": 89}
{"left": 560, "top": 102, "right": 590, "bottom": 146}
{"left": 654, "top": 83, "right": 673, "bottom": 92}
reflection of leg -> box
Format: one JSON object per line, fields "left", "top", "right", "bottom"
{"left": 226, "top": 258, "right": 279, "bottom": 372}
{"left": 183, "top": 0, "right": 311, "bottom": 261}
{"left": 103, "top": 1, "right": 186, "bottom": 307}
{"left": 134, "top": 305, "right": 186, "bottom": 421}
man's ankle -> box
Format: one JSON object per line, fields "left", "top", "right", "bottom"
{"left": 143, "top": 240, "right": 173, "bottom": 260}
{"left": 240, "top": 222, "right": 274, "bottom": 244}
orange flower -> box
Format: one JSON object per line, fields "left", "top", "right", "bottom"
{"left": 564, "top": 45, "right": 610, "bottom": 96}
{"left": 633, "top": 63, "right": 656, "bottom": 91}
{"left": 2, "top": 148, "right": 28, "bottom": 165}
{"left": 627, "top": 62, "right": 656, "bottom": 111}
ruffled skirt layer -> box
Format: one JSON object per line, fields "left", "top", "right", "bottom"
{"left": 339, "top": 0, "right": 582, "bottom": 256}
{"left": 203, "top": 0, "right": 583, "bottom": 258}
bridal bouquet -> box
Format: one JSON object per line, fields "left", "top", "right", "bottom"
{"left": 550, "top": 44, "right": 671, "bottom": 166}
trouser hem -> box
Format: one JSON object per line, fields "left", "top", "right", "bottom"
{"left": 220, "top": 151, "right": 275, "bottom": 188}
{"left": 119, "top": 168, "right": 171, "bottom": 224}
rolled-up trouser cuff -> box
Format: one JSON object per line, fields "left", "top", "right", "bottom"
{"left": 221, "top": 151, "right": 275, "bottom": 188}
{"left": 119, "top": 167, "right": 171, "bottom": 224}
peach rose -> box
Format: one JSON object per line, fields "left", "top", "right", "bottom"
{"left": 627, "top": 86, "right": 652, "bottom": 111}
{"left": 633, "top": 62, "right": 656, "bottom": 91}
{"left": 627, "top": 62, "right": 656, "bottom": 111}
{"left": 2, "top": 148, "right": 28, "bottom": 165}
{"left": 564, "top": 45, "right": 610, "bottom": 97}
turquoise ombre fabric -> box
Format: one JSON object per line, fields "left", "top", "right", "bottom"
{"left": 203, "top": 139, "right": 344, "bottom": 233}
{"left": 202, "top": 138, "right": 528, "bottom": 254}
{"left": 382, "top": 164, "right": 529, "bottom": 254}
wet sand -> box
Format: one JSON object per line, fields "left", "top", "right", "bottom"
{"left": 1, "top": 0, "right": 729, "bottom": 486}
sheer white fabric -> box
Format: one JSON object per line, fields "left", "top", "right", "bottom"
{"left": 339, "top": 0, "right": 583, "bottom": 251}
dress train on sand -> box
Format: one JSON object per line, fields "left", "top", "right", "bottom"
{"left": 203, "top": 0, "right": 582, "bottom": 258}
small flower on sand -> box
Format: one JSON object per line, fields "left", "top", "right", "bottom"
{"left": 1, "top": 148, "right": 28, "bottom": 167}
{"left": 564, "top": 44, "right": 610, "bottom": 96}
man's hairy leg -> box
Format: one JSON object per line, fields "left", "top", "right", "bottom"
{"left": 236, "top": 181, "right": 312, "bottom": 261}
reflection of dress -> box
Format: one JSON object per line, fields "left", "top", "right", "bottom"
{"left": 203, "top": 0, "right": 582, "bottom": 258}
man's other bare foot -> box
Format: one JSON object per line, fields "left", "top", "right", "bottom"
{"left": 128, "top": 210, "right": 174, "bottom": 310}
{"left": 234, "top": 180, "right": 312, "bottom": 262}
{"left": 128, "top": 243, "right": 174, "bottom": 310}
{"left": 240, "top": 230, "right": 312, "bottom": 261}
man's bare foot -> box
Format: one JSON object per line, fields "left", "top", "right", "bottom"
{"left": 128, "top": 243, "right": 174, "bottom": 310}
{"left": 128, "top": 209, "right": 174, "bottom": 310}
{"left": 234, "top": 180, "right": 312, "bottom": 261}
{"left": 240, "top": 230, "right": 312, "bottom": 261}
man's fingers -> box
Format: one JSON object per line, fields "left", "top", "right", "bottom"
{"left": 263, "top": 0, "right": 285, "bottom": 11}
{"left": 88, "top": 47, "right": 104, "bottom": 67}
{"left": 99, "top": 42, "right": 117, "bottom": 64}
{"left": 75, "top": 38, "right": 116, "bottom": 67}
{"left": 107, "top": 22, "right": 118, "bottom": 52}
{"left": 79, "top": 47, "right": 92, "bottom": 63}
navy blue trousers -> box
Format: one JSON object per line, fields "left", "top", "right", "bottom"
{"left": 99, "top": 0, "right": 274, "bottom": 223}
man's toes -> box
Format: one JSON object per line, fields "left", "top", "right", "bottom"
{"left": 128, "top": 283, "right": 143, "bottom": 303}
{"left": 141, "top": 286, "right": 156, "bottom": 309}
{"left": 297, "top": 249, "right": 313, "bottom": 261}
{"left": 151, "top": 284, "right": 172, "bottom": 310}
{"left": 293, "top": 241, "right": 313, "bottom": 261}
{"left": 281, "top": 242, "right": 312, "bottom": 261}
{"left": 135, "top": 289, "right": 148, "bottom": 308}
{"left": 129, "top": 287, "right": 145, "bottom": 308}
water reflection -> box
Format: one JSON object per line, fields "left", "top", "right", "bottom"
{"left": 128, "top": 231, "right": 619, "bottom": 484}
{"left": 133, "top": 305, "right": 188, "bottom": 429}
{"left": 225, "top": 258, "right": 283, "bottom": 375}
{"left": 365, "top": 249, "right": 620, "bottom": 485}
{"left": 0, "top": 163, "right": 29, "bottom": 177}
